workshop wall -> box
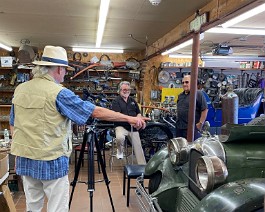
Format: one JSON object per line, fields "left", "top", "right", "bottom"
{"left": 141, "top": 55, "right": 203, "bottom": 105}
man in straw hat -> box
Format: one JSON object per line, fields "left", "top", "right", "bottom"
{"left": 9, "top": 45, "right": 149, "bottom": 212}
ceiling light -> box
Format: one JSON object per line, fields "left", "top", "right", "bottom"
{"left": 96, "top": 0, "right": 110, "bottom": 48}
{"left": 221, "top": 3, "right": 265, "bottom": 28}
{"left": 162, "top": 33, "right": 204, "bottom": 55}
{"left": 206, "top": 27, "right": 265, "bottom": 35}
{"left": 72, "top": 48, "right": 124, "bottom": 53}
{"left": 0, "top": 42, "right": 13, "bottom": 51}
{"left": 169, "top": 54, "right": 192, "bottom": 58}
{"left": 149, "top": 0, "right": 162, "bottom": 6}
{"left": 162, "top": 40, "right": 193, "bottom": 55}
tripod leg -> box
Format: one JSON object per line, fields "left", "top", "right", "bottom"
{"left": 96, "top": 129, "right": 107, "bottom": 173}
{"left": 69, "top": 131, "right": 88, "bottom": 209}
{"left": 87, "top": 131, "right": 95, "bottom": 212}
{"left": 94, "top": 132, "right": 116, "bottom": 212}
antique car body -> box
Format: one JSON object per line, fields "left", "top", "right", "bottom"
{"left": 143, "top": 121, "right": 265, "bottom": 212}
{"left": 204, "top": 88, "right": 264, "bottom": 127}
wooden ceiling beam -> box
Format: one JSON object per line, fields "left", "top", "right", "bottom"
{"left": 145, "top": 0, "right": 259, "bottom": 60}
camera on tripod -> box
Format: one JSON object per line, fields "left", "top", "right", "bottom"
{"left": 70, "top": 115, "right": 115, "bottom": 211}
{"left": 83, "top": 88, "right": 110, "bottom": 108}
{"left": 82, "top": 88, "right": 113, "bottom": 125}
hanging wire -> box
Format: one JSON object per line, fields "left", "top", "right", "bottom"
{"left": 128, "top": 34, "right": 161, "bottom": 53}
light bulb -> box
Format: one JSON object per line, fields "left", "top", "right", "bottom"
{"left": 149, "top": 0, "right": 161, "bottom": 6}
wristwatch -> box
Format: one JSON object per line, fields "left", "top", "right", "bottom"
{"left": 199, "top": 121, "right": 204, "bottom": 125}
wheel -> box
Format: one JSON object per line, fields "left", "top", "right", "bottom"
{"left": 148, "top": 171, "right": 162, "bottom": 194}
{"left": 246, "top": 115, "right": 265, "bottom": 126}
{"left": 140, "top": 123, "right": 173, "bottom": 161}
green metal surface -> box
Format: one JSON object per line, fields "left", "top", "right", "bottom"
{"left": 219, "top": 124, "right": 265, "bottom": 143}
{"left": 194, "top": 178, "right": 265, "bottom": 212}
{"left": 150, "top": 158, "right": 189, "bottom": 212}
{"left": 176, "top": 187, "right": 200, "bottom": 212}
{"left": 145, "top": 124, "right": 265, "bottom": 212}
{"left": 145, "top": 147, "right": 168, "bottom": 176}
{"left": 223, "top": 141, "right": 265, "bottom": 182}
{"left": 151, "top": 158, "right": 187, "bottom": 197}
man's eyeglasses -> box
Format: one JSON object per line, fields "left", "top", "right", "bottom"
{"left": 182, "top": 81, "right": 189, "bottom": 84}
{"left": 121, "top": 89, "right": 131, "bottom": 92}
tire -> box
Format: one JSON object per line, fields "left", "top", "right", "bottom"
{"left": 148, "top": 171, "right": 162, "bottom": 194}
{"left": 246, "top": 115, "right": 265, "bottom": 126}
{"left": 140, "top": 123, "right": 173, "bottom": 161}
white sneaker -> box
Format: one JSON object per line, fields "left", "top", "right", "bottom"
{"left": 116, "top": 149, "right": 123, "bottom": 159}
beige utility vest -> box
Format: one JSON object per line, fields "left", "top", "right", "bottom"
{"left": 11, "top": 74, "right": 72, "bottom": 160}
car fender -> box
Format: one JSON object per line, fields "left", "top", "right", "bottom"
{"left": 145, "top": 147, "right": 168, "bottom": 176}
{"left": 194, "top": 178, "right": 265, "bottom": 212}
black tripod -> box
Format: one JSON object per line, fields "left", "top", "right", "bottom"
{"left": 69, "top": 124, "right": 115, "bottom": 212}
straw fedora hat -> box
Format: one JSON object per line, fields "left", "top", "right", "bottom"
{"left": 32, "top": 45, "right": 74, "bottom": 71}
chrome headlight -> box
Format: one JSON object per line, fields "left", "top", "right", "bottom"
{"left": 195, "top": 156, "right": 228, "bottom": 192}
{"left": 168, "top": 137, "right": 189, "bottom": 166}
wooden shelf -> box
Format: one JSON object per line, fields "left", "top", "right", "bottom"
{"left": 0, "top": 105, "right": 11, "bottom": 108}
{"left": 0, "top": 89, "right": 15, "bottom": 93}
{"left": 161, "top": 66, "right": 192, "bottom": 69}
{"left": 0, "top": 67, "right": 13, "bottom": 70}
{"left": 0, "top": 66, "right": 33, "bottom": 70}
{"left": 90, "top": 69, "right": 130, "bottom": 73}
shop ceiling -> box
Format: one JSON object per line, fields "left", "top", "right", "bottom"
{"left": 0, "top": 0, "right": 265, "bottom": 58}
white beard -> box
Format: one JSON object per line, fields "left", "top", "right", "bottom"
{"left": 122, "top": 93, "right": 130, "bottom": 98}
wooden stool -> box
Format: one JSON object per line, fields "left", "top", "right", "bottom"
{"left": 123, "top": 164, "right": 147, "bottom": 207}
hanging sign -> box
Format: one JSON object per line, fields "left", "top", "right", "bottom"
{"left": 190, "top": 12, "right": 209, "bottom": 32}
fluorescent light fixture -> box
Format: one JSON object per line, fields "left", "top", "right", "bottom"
{"left": 96, "top": 0, "right": 110, "bottom": 48}
{"left": 72, "top": 47, "right": 124, "bottom": 53}
{"left": 0, "top": 42, "right": 13, "bottom": 51}
{"left": 168, "top": 54, "right": 265, "bottom": 61}
{"left": 200, "top": 55, "right": 265, "bottom": 61}
{"left": 162, "top": 33, "right": 204, "bottom": 56}
{"left": 207, "top": 27, "right": 265, "bottom": 35}
{"left": 162, "top": 40, "right": 192, "bottom": 55}
{"left": 221, "top": 3, "right": 265, "bottom": 28}
{"left": 169, "top": 54, "right": 192, "bottom": 58}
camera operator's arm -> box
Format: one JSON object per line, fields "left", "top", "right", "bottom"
{"left": 92, "top": 106, "right": 149, "bottom": 130}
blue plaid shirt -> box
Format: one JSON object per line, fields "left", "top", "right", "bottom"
{"left": 10, "top": 88, "right": 95, "bottom": 180}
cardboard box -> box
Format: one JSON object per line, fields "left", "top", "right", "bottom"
{"left": 0, "top": 153, "right": 9, "bottom": 179}
{"left": 0, "top": 57, "right": 13, "bottom": 67}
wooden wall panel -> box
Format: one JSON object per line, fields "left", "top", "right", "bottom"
{"left": 218, "top": 0, "right": 259, "bottom": 19}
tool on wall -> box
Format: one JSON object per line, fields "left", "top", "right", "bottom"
{"left": 158, "top": 70, "right": 170, "bottom": 83}
{"left": 70, "top": 56, "right": 141, "bottom": 85}
{"left": 248, "top": 73, "right": 258, "bottom": 88}
{"left": 242, "top": 72, "right": 249, "bottom": 88}
{"left": 18, "top": 39, "right": 37, "bottom": 63}
{"left": 73, "top": 52, "right": 82, "bottom": 62}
